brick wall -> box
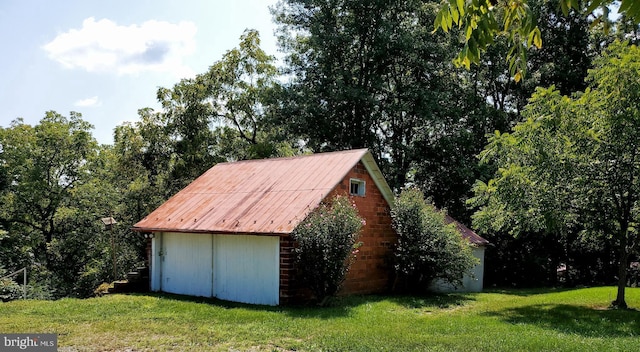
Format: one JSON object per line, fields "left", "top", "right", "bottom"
{"left": 333, "top": 161, "right": 397, "bottom": 295}
{"left": 279, "top": 161, "right": 397, "bottom": 303}
{"left": 278, "top": 236, "right": 297, "bottom": 304}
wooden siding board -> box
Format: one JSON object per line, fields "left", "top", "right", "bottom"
{"left": 160, "top": 232, "right": 213, "bottom": 297}
{"left": 213, "top": 235, "right": 280, "bottom": 305}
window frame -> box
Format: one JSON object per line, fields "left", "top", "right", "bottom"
{"left": 349, "top": 178, "right": 366, "bottom": 197}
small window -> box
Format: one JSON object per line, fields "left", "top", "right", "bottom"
{"left": 350, "top": 178, "right": 366, "bottom": 197}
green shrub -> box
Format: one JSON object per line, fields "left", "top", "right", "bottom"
{"left": 391, "top": 188, "right": 477, "bottom": 292}
{"left": 0, "top": 268, "right": 23, "bottom": 302}
{"left": 291, "top": 195, "right": 363, "bottom": 304}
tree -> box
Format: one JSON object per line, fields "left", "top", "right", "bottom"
{"left": 0, "top": 113, "right": 97, "bottom": 265}
{"left": 273, "top": 0, "right": 509, "bottom": 194}
{"left": 0, "top": 112, "right": 135, "bottom": 297}
{"left": 470, "top": 41, "right": 640, "bottom": 308}
{"left": 291, "top": 196, "right": 364, "bottom": 304}
{"left": 116, "top": 30, "right": 296, "bottom": 207}
{"left": 273, "top": 0, "right": 597, "bottom": 224}
{"left": 422, "top": 0, "right": 605, "bottom": 222}
{"left": 391, "top": 187, "right": 477, "bottom": 292}
{"left": 434, "top": 0, "right": 640, "bottom": 81}
{"left": 112, "top": 110, "right": 176, "bottom": 213}
{"left": 156, "top": 29, "right": 289, "bottom": 188}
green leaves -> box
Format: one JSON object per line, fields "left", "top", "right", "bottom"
{"left": 160, "top": 29, "right": 283, "bottom": 163}
{"left": 435, "top": 0, "right": 538, "bottom": 81}
{"left": 0, "top": 112, "right": 122, "bottom": 298}
{"left": 434, "top": 0, "right": 640, "bottom": 82}
{"left": 471, "top": 41, "right": 640, "bottom": 306}
{"left": 291, "top": 196, "right": 364, "bottom": 303}
{"left": 391, "top": 188, "right": 477, "bottom": 291}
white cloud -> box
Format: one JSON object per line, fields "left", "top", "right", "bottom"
{"left": 74, "top": 96, "right": 101, "bottom": 107}
{"left": 43, "top": 17, "right": 196, "bottom": 77}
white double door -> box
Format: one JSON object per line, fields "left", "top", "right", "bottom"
{"left": 159, "top": 232, "right": 280, "bottom": 305}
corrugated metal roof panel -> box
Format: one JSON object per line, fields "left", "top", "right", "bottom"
{"left": 133, "top": 149, "right": 370, "bottom": 234}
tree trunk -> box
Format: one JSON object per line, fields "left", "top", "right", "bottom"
{"left": 612, "top": 232, "right": 629, "bottom": 309}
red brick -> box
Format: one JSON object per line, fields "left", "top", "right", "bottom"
{"left": 278, "top": 162, "right": 398, "bottom": 303}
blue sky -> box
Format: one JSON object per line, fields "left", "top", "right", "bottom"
{"left": 0, "top": 0, "right": 279, "bottom": 145}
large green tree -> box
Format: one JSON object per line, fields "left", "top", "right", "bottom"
{"left": 0, "top": 113, "right": 97, "bottom": 263}
{"left": 273, "top": 0, "right": 597, "bottom": 224}
{"left": 470, "top": 41, "right": 640, "bottom": 308}
{"left": 273, "top": 0, "right": 497, "bottom": 192}
{"left": 0, "top": 112, "right": 134, "bottom": 297}
{"left": 116, "top": 29, "right": 296, "bottom": 204}
{"left": 157, "top": 29, "right": 289, "bottom": 185}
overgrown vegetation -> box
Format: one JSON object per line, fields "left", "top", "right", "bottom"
{"left": 291, "top": 196, "right": 363, "bottom": 304}
{"left": 0, "top": 288, "right": 638, "bottom": 351}
{"left": 391, "top": 188, "right": 477, "bottom": 292}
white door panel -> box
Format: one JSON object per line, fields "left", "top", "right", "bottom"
{"left": 213, "top": 235, "right": 279, "bottom": 305}
{"left": 161, "top": 232, "right": 213, "bottom": 297}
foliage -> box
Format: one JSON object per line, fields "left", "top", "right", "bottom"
{"left": 157, "top": 29, "right": 290, "bottom": 171}
{"left": 273, "top": 0, "right": 595, "bottom": 224}
{"left": 434, "top": 0, "right": 640, "bottom": 81}
{"left": 0, "top": 279, "right": 21, "bottom": 302}
{"left": 0, "top": 112, "right": 97, "bottom": 255}
{"left": 0, "top": 113, "right": 145, "bottom": 298}
{"left": 0, "top": 268, "right": 22, "bottom": 302}
{"left": 0, "top": 288, "right": 639, "bottom": 350}
{"left": 391, "top": 188, "right": 477, "bottom": 291}
{"left": 291, "top": 196, "right": 364, "bottom": 304}
{"left": 470, "top": 41, "right": 640, "bottom": 308}
{"left": 273, "top": 0, "right": 469, "bottom": 190}
{"left": 121, "top": 30, "right": 297, "bottom": 198}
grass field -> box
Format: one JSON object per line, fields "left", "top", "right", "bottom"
{"left": 0, "top": 287, "right": 638, "bottom": 351}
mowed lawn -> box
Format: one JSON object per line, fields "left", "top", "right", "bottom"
{"left": 1, "top": 287, "right": 639, "bottom": 351}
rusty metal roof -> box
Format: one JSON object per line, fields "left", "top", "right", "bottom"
{"left": 445, "top": 215, "right": 489, "bottom": 246}
{"left": 133, "top": 149, "right": 390, "bottom": 234}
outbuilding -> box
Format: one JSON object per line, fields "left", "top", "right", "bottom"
{"left": 132, "top": 149, "right": 487, "bottom": 305}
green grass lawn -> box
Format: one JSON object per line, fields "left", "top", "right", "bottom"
{"left": 1, "top": 287, "right": 639, "bottom": 351}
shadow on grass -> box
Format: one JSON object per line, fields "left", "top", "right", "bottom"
{"left": 483, "top": 286, "right": 578, "bottom": 297}
{"left": 280, "top": 293, "right": 476, "bottom": 318}
{"left": 384, "top": 293, "right": 476, "bottom": 310}
{"left": 128, "top": 291, "right": 476, "bottom": 319}
{"left": 484, "top": 303, "right": 640, "bottom": 337}
{"left": 129, "top": 292, "right": 355, "bottom": 318}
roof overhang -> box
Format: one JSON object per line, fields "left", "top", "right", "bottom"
{"left": 360, "top": 151, "right": 395, "bottom": 207}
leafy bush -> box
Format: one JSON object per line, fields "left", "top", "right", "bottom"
{"left": 0, "top": 279, "right": 22, "bottom": 301}
{"left": 391, "top": 188, "right": 477, "bottom": 292}
{"left": 0, "top": 268, "right": 23, "bottom": 302}
{"left": 291, "top": 195, "right": 363, "bottom": 304}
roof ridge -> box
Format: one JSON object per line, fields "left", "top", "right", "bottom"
{"left": 215, "top": 148, "right": 369, "bottom": 166}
